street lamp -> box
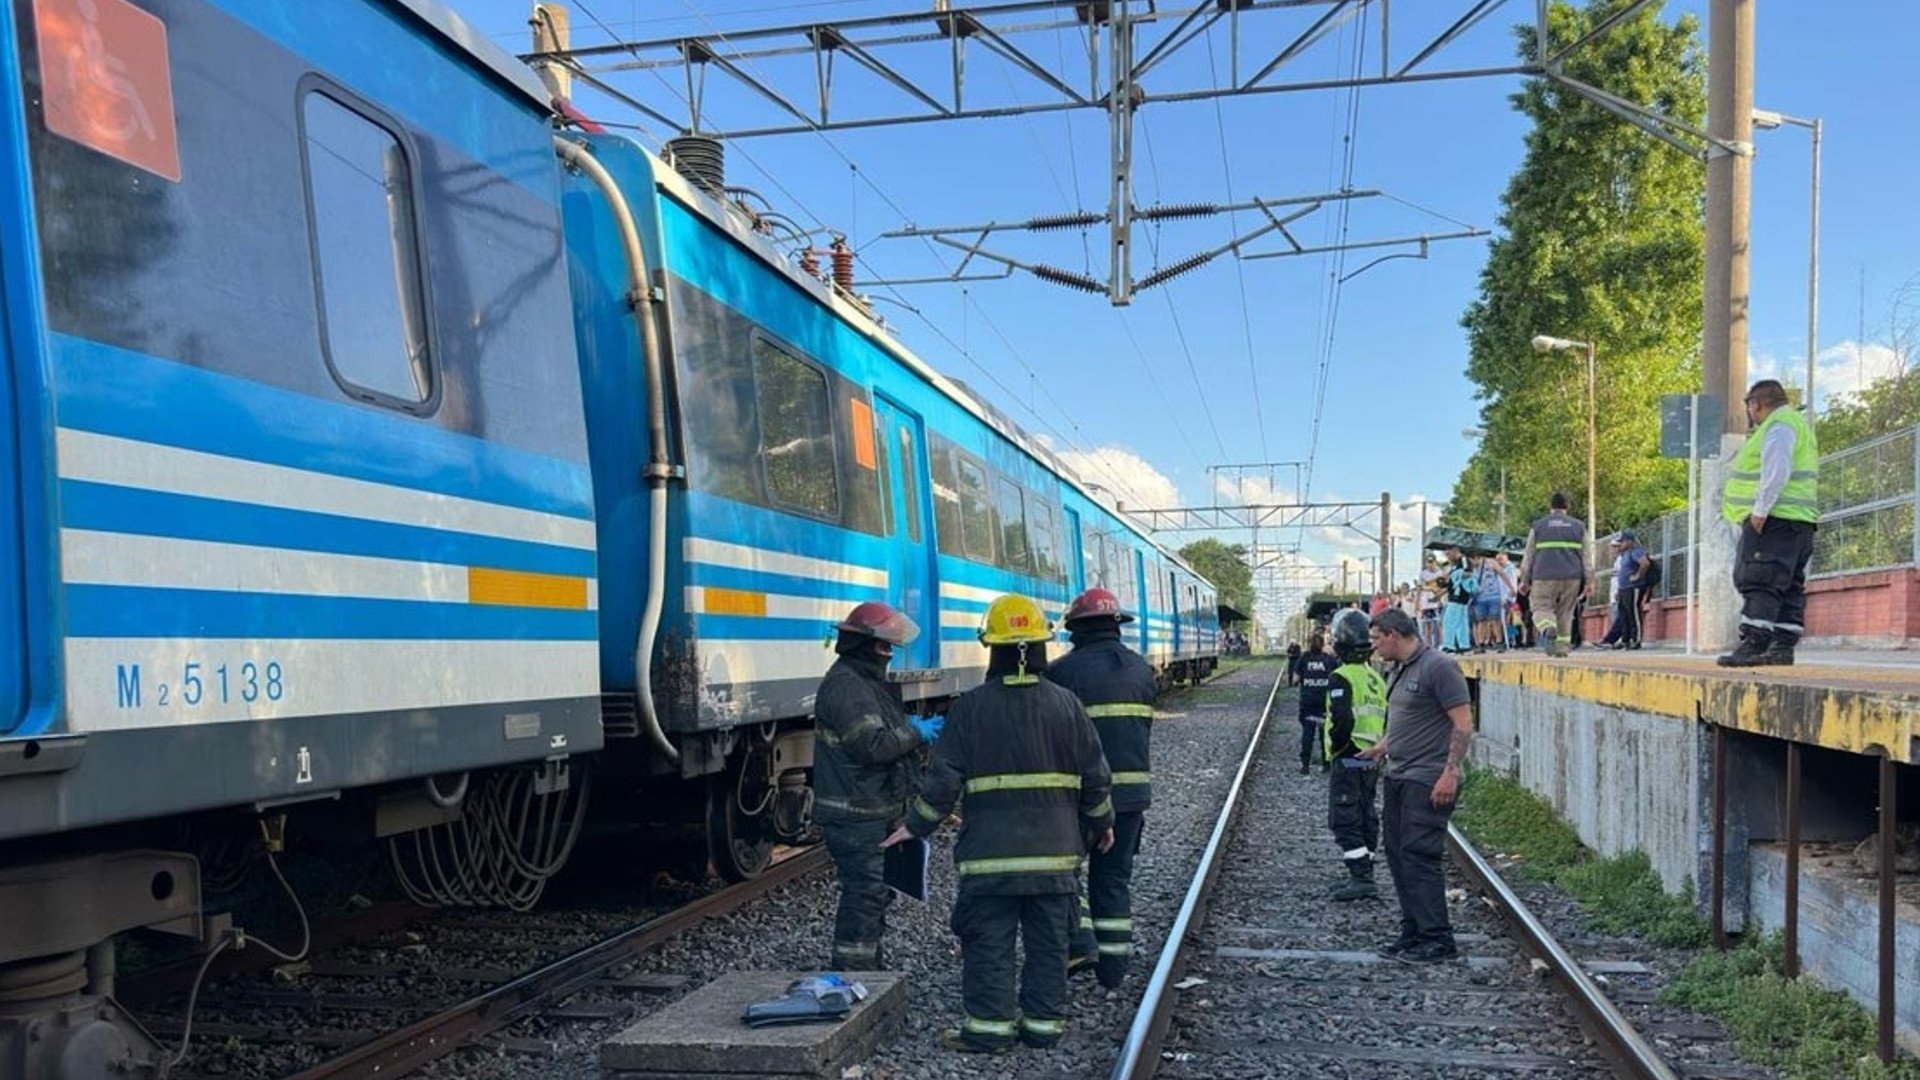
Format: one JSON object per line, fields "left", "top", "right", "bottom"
{"left": 1531, "top": 334, "right": 1598, "bottom": 573}
{"left": 1753, "top": 107, "right": 1822, "bottom": 414}
{"left": 1397, "top": 498, "right": 1432, "bottom": 553}
{"left": 1461, "top": 427, "right": 1508, "bottom": 534}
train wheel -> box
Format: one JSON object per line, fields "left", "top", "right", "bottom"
{"left": 706, "top": 754, "right": 773, "bottom": 883}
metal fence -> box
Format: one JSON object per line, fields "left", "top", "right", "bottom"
{"left": 1605, "top": 424, "right": 1919, "bottom": 603}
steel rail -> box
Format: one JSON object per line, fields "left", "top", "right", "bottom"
{"left": 1446, "top": 827, "right": 1680, "bottom": 1080}
{"left": 284, "top": 846, "right": 832, "bottom": 1080}
{"left": 1109, "top": 664, "right": 1285, "bottom": 1080}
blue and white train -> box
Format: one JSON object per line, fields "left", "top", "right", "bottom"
{"left": 0, "top": 0, "right": 1214, "bottom": 1071}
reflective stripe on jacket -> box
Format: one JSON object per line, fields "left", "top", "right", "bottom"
{"left": 1045, "top": 630, "right": 1158, "bottom": 812}
{"left": 1723, "top": 407, "right": 1820, "bottom": 523}
{"left": 907, "top": 675, "right": 1113, "bottom": 896}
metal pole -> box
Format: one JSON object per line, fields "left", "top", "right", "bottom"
{"left": 1711, "top": 722, "right": 1727, "bottom": 949}
{"left": 1703, "top": 0, "right": 1754, "bottom": 433}
{"left": 1878, "top": 753, "right": 1897, "bottom": 1064}
{"left": 1379, "top": 492, "right": 1392, "bottom": 592}
{"left": 1784, "top": 740, "right": 1802, "bottom": 980}
{"left": 1686, "top": 395, "right": 1700, "bottom": 655}
{"left": 1806, "top": 117, "right": 1821, "bottom": 414}
{"left": 1498, "top": 468, "right": 1508, "bottom": 534}
{"left": 1587, "top": 342, "right": 1599, "bottom": 605}
{"left": 1107, "top": 2, "right": 1135, "bottom": 305}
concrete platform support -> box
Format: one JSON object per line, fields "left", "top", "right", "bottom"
{"left": 601, "top": 971, "right": 906, "bottom": 1080}
{"left": 1749, "top": 845, "right": 1920, "bottom": 1056}
{"left": 1471, "top": 682, "right": 1702, "bottom": 896}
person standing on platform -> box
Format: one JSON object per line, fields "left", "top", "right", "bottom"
{"left": 1441, "top": 548, "right": 1473, "bottom": 654}
{"left": 1323, "top": 610, "right": 1388, "bottom": 901}
{"left": 813, "top": 602, "right": 941, "bottom": 970}
{"left": 1362, "top": 608, "right": 1474, "bottom": 963}
{"left": 1720, "top": 379, "right": 1821, "bottom": 667}
{"left": 1417, "top": 555, "right": 1443, "bottom": 647}
{"left": 886, "top": 594, "right": 1113, "bottom": 1054}
{"left": 1049, "top": 587, "right": 1157, "bottom": 989}
{"left": 1518, "top": 493, "right": 1587, "bottom": 657}
{"left": 1600, "top": 533, "right": 1653, "bottom": 649}
{"left": 1294, "top": 634, "right": 1337, "bottom": 775}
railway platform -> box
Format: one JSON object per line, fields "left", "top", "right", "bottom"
{"left": 1456, "top": 645, "right": 1920, "bottom": 1055}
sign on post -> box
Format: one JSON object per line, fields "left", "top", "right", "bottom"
{"left": 1660, "top": 394, "right": 1724, "bottom": 459}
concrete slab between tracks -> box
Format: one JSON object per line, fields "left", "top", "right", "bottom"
{"left": 1457, "top": 649, "right": 1920, "bottom": 1050}
{"left": 600, "top": 971, "right": 906, "bottom": 1079}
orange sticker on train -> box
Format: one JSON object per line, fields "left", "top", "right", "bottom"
{"left": 849, "top": 397, "right": 877, "bottom": 470}
{"left": 34, "top": 0, "right": 181, "bottom": 183}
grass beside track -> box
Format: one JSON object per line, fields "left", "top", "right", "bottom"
{"left": 1456, "top": 770, "right": 1919, "bottom": 1080}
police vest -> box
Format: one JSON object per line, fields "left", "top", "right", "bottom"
{"left": 1528, "top": 514, "right": 1586, "bottom": 581}
{"left": 1324, "top": 661, "right": 1387, "bottom": 757}
{"left": 1723, "top": 407, "right": 1819, "bottom": 524}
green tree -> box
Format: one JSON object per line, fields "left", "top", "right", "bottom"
{"left": 1178, "top": 538, "right": 1255, "bottom": 616}
{"left": 1448, "top": 0, "right": 1705, "bottom": 536}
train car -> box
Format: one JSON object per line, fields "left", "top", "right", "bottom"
{"left": 0, "top": 0, "right": 1220, "bottom": 1068}
{"left": 0, "top": 1, "right": 601, "bottom": 1073}
{"left": 559, "top": 133, "right": 1218, "bottom": 877}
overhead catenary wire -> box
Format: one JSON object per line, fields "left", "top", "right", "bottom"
{"left": 1301, "top": 9, "right": 1371, "bottom": 504}
{"left": 597, "top": 0, "right": 1156, "bottom": 503}
{"left": 1204, "top": 28, "right": 1270, "bottom": 466}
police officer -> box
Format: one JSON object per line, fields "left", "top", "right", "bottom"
{"left": 814, "top": 601, "right": 941, "bottom": 970}
{"left": 1324, "top": 609, "right": 1388, "bottom": 901}
{"left": 1048, "top": 587, "right": 1156, "bottom": 989}
{"left": 1294, "top": 633, "right": 1337, "bottom": 775}
{"left": 1719, "top": 379, "right": 1820, "bottom": 667}
{"left": 885, "top": 594, "right": 1113, "bottom": 1054}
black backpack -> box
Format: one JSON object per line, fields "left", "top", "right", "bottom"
{"left": 1640, "top": 556, "right": 1662, "bottom": 589}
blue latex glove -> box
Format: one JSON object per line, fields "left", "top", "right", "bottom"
{"left": 908, "top": 714, "right": 944, "bottom": 744}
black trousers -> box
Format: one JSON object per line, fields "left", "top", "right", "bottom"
{"left": 1298, "top": 715, "right": 1325, "bottom": 767}
{"left": 1327, "top": 762, "right": 1380, "bottom": 868}
{"left": 1603, "top": 583, "right": 1643, "bottom": 646}
{"left": 1734, "top": 517, "right": 1817, "bottom": 644}
{"left": 1383, "top": 776, "right": 1455, "bottom": 945}
{"left": 1088, "top": 811, "right": 1145, "bottom": 964}
{"left": 952, "top": 892, "right": 1073, "bottom": 1047}
{"left": 823, "top": 818, "right": 892, "bottom": 969}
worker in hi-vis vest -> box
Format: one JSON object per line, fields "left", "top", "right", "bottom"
{"left": 1719, "top": 379, "right": 1820, "bottom": 668}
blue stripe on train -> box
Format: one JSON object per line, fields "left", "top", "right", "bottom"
{"left": 64, "top": 584, "right": 597, "bottom": 640}
{"left": 60, "top": 481, "right": 596, "bottom": 578}
{"left": 685, "top": 563, "right": 883, "bottom": 603}
{"left": 52, "top": 334, "right": 593, "bottom": 520}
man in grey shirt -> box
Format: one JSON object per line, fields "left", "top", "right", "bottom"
{"left": 1359, "top": 609, "right": 1474, "bottom": 963}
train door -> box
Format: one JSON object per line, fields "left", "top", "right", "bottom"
{"left": 874, "top": 394, "right": 937, "bottom": 671}
{"left": 0, "top": 49, "right": 27, "bottom": 735}
{"left": 0, "top": 291, "right": 20, "bottom": 735}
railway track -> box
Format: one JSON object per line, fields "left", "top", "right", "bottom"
{"left": 1107, "top": 666, "right": 1709, "bottom": 1080}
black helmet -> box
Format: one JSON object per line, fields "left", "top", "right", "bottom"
{"left": 1330, "top": 609, "right": 1372, "bottom": 661}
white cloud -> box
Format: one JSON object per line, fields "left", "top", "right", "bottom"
{"left": 1055, "top": 445, "right": 1181, "bottom": 511}
{"left": 1211, "top": 472, "right": 1296, "bottom": 505}
{"left": 1750, "top": 340, "right": 1906, "bottom": 411}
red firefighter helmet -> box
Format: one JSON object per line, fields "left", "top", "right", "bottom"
{"left": 835, "top": 601, "right": 921, "bottom": 645}
{"left": 1064, "top": 587, "right": 1135, "bottom": 625}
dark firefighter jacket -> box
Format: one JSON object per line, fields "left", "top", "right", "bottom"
{"left": 908, "top": 652, "right": 1114, "bottom": 896}
{"left": 812, "top": 651, "right": 924, "bottom": 824}
{"left": 1045, "top": 624, "right": 1158, "bottom": 812}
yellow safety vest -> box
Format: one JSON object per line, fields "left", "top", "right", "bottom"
{"left": 1723, "top": 407, "right": 1819, "bottom": 524}
{"left": 1324, "top": 661, "right": 1387, "bottom": 758}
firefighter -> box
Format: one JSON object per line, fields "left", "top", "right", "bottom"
{"left": 1324, "top": 608, "right": 1388, "bottom": 902}
{"left": 813, "top": 601, "right": 941, "bottom": 970}
{"left": 885, "top": 594, "right": 1114, "bottom": 1053}
{"left": 1049, "top": 587, "right": 1157, "bottom": 989}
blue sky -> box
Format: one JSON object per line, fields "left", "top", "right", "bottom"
{"left": 462, "top": 0, "right": 1920, "bottom": 604}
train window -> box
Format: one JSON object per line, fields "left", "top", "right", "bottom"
{"left": 872, "top": 407, "right": 893, "bottom": 536}
{"left": 898, "top": 426, "right": 922, "bottom": 544}
{"left": 1027, "top": 492, "right": 1060, "bottom": 581}
{"left": 300, "top": 89, "right": 435, "bottom": 410}
{"left": 995, "top": 478, "right": 1031, "bottom": 574}
{"left": 956, "top": 456, "right": 996, "bottom": 563}
{"left": 752, "top": 339, "right": 840, "bottom": 519}
{"left": 1082, "top": 524, "right": 1106, "bottom": 588}
{"left": 930, "top": 440, "right": 964, "bottom": 555}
